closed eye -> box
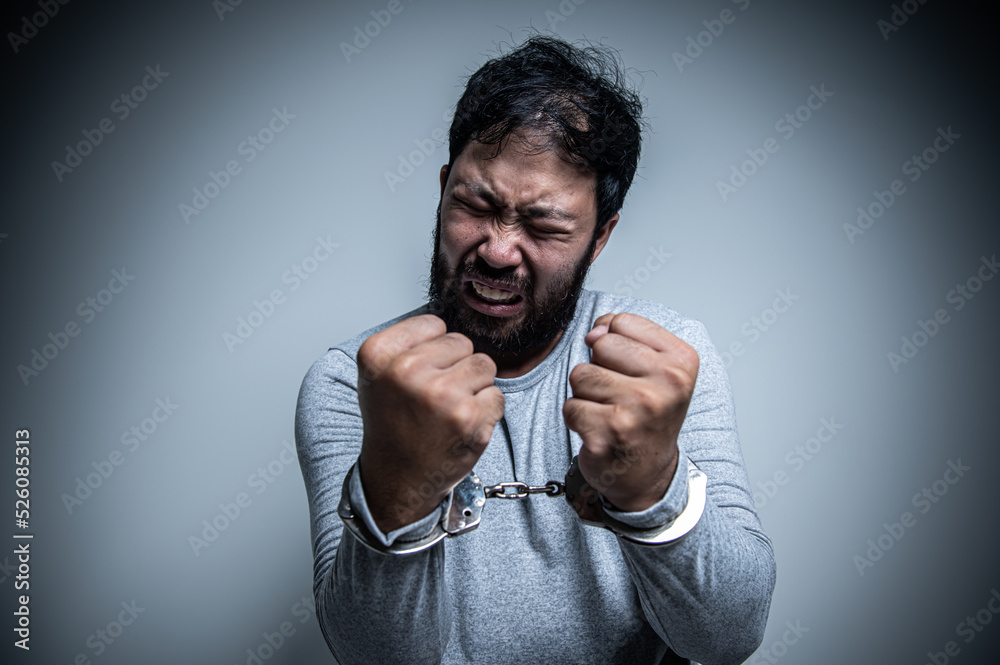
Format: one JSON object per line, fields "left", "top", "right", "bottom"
{"left": 454, "top": 196, "right": 492, "bottom": 215}
{"left": 528, "top": 224, "right": 570, "bottom": 236}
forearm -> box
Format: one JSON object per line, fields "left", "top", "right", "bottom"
{"left": 297, "top": 348, "right": 454, "bottom": 663}
{"left": 617, "top": 495, "right": 775, "bottom": 665}
{"left": 605, "top": 318, "right": 775, "bottom": 663}
{"left": 320, "top": 531, "right": 451, "bottom": 664}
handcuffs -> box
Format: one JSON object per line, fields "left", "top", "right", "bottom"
{"left": 338, "top": 456, "right": 707, "bottom": 555}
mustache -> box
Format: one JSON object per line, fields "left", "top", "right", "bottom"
{"left": 459, "top": 257, "right": 533, "bottom": 295}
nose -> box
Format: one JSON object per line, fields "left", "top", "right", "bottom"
{"left": 476, "top": 223, "right": 522, "bottom": 269}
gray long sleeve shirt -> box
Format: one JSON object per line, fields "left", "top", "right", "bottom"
{"left": 295, "top": 290, "right": 776, "bottom": 664}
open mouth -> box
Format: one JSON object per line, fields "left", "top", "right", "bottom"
{"left": 470, "top": 280, "right": 521, "bottom": 304}
{"left": 462, "top": 279, "right": 525, "bottom": 316}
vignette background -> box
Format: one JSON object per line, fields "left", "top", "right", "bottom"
{"left": 2, "top": 0, "right": 998, "bottom": 663}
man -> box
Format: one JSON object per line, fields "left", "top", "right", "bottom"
{"left": 296, "top": 36, "right": 775, "bottom": 664}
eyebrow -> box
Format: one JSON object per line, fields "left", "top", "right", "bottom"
{"left": 453, "top": 180, "right": 577, "bottom": 221}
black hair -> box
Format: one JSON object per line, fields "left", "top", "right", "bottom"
{"left": 448, "top": 35, "right": 644, "bottom": 231}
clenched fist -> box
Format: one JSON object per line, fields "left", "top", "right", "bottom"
{"left": 563, "top": 312, "right": 699, "bottom": 513}
{"left": 356, "top": 314, "right": 504, "bottom": 532}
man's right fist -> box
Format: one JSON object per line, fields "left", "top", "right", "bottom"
{"left": 355, "top": 314, "right": 504, "bottom": 532}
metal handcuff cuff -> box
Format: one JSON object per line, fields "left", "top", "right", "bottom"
{"left": 338, "top": 456, "right": 708, "bottom": 555}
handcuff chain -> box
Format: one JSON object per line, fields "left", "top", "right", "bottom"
{"left": 339, "top": 458, "right": 707, "bottom": 554}
{"left": 484, "top": 480, "right": 565, "bottom": 499}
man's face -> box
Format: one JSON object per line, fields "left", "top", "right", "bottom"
{"left": 429, "top": 131, "right": 617, "bottom": 362}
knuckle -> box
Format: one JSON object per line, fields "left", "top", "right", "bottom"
{"left": 652, "top": 352, "right": 695, "bottom": 391}
{"left": 609, "top": 406, "right": 637, "bottom": 437}
{"left": 617, "top": 312, "right": 638, "bottom": 325}
{"left": 686, "top": 350, "right": 701, "bottom": 377}
{"left": 445, "top": 332, "right": 474, "bottom": 354}
{"left": 589, "top": 367, "right": 613, "bottom": 391}
{"left": 636, "top": 383, "right": 662, "bottom": 409}
{"left": 417, "top": 313, "right": 447, "bottom": 335}
{"left": 609, "top": 312, "right": 637, "bottom": 332}
{"left": 663, "top": 365, "right": 696, "bottom": 395}
{"left": 422, "top": 377, "right": 451, "bottom": 407}
{"left": 471, "top": 423, "right": 493, "bottom": 449}
{"left": 473, "top": 352, "right": 497, "bottom": 376}
{"left": 446, "top": 400, "right": 476, "bottom": 433}
{"left": 571, "top": 363, "right": 605, "bottom": 388}
{"left": 676, "top": 341, "right": 700, "bottom": 371}
{"left": 360, "top": 331, "right": 410, "bottom": 378}
{"left": 391, "top": 352, "right": 419, "bottom": 379}
{"left": 590, "top": 332, "right": 613, "bottom": 355}
{"left": 357, "top": 335, "right": 380, "bottom": 367}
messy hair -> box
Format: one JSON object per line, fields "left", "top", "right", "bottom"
{"left": 448, "top": 35, "right": 645, "bottom": 231}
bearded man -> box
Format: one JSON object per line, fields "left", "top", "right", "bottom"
{"left": 295, "top": 35, "right": 775, "bottom": 665}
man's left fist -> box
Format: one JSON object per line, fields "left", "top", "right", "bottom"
{"left": 563, "top": 312, "right": 700, "bottom": 513}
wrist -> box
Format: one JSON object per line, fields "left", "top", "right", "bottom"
{"left": 339, "top": 464, "right": 485, "bottom": 555}
{"left": 357, "top": 458, "right": 449, "bottom": 533}
{"left": 566, "top": 454, "right": 707, "bottom": 546}
{"left": 583, "top": 448, "right": 679, "bottom": 513}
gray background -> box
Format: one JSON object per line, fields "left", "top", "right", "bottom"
{"left": 2, "top": 0, "right": 998, "bottom": 663}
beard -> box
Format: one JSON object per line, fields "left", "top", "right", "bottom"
{"left": 427, "top": 206, "right": 596, "bottom": 359}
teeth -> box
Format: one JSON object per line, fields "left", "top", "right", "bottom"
{"left": 472, "top": 281, "right": 518, "bottom": 303}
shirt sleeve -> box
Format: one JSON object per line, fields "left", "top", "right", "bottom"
{"left": 294, "top": 348, "right": 453, "bottom": 664}
{"left": 604, "top": 319, "right": 777, "bottom": 665}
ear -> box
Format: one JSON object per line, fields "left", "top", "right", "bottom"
{"left": 589, "top": 213, "right": 619, "bottom": 264}
{"left": 439, "top": 164, "right": 450, "bottom": 196}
